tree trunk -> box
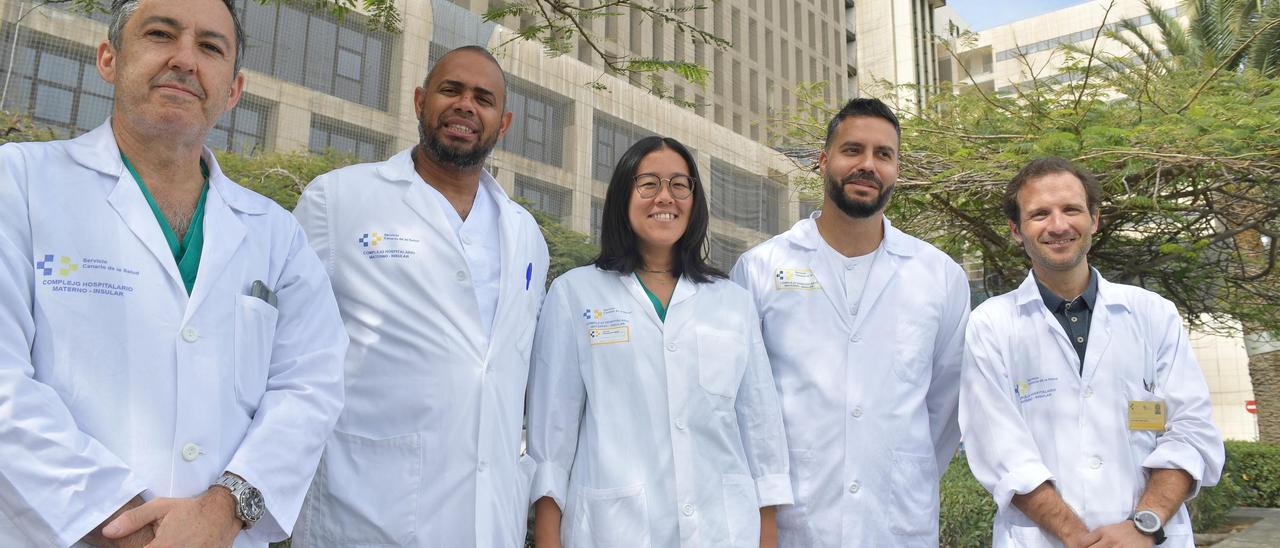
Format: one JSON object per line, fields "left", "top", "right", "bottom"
{"left": 1245, "top": 329, "right": 1280, "bottom": 443}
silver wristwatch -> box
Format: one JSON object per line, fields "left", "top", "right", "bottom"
{"left": 212, "top": 473, "right": 266, "bottom": 529}
{"left": 1132, "top": 509, "right": 1166, "bottom": 544}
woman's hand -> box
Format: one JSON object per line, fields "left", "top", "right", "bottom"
{"left": 760, "top": 506, "right": 778, "bottom": 548}
{"left": 533, "top": 496, "right": 564, "bottom": 548}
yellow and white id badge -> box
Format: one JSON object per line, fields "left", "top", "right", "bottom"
{"left": 589, "top": 325, "right": 630, "bottom": 345}
{"left": 1128, "top": 400, "right": 1167, "bottom": 431}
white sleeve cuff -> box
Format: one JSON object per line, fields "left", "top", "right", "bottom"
{"left": 993, "top": 463, "right": 1054, "bottom": 512}
{"left": 529, "top": 461, "right": 571, "bottom": 510}
{"left": 754, "top": 473, "right": 794, "bottom": 507}
{"left": 1143, "top": 439, "right": 1209, "bottom": 499}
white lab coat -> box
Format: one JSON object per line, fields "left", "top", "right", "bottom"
{"left": 291, "top": 148, "right": 550, "bottom": 548}
{"left": 730, "top": 215, "right": 970, "bottom": 547}
{"left": 0, "top": 122, "right": 348, "bottom": 547}
{"left": 527, "top": 266, "right": 792, "bottom": 547}
{"left": 960, "top": 271, "right": 1224, "bottom": 547}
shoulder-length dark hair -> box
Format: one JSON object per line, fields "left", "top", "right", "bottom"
{"left": 593, "top": 136, "right": 724, "bottom": 283}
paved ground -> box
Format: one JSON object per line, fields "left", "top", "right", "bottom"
{"left": 1204, "top": 507, "right": 1280, "bottom": 547}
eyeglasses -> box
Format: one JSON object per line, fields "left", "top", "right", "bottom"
{"left": 634, "top": 174, "right": 695, "bottom": 199}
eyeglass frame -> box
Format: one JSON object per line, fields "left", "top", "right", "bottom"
{"left": 633, "top": 174, "right": 696, "bottom": 200}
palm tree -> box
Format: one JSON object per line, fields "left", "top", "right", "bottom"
{"left": 1085, "top": 0, "right": 1280, "bottom": 442}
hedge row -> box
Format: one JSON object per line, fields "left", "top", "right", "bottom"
{"left": 940, "top": 440, "right": 1280, "bottom": 546}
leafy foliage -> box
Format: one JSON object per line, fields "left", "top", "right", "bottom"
{"left": 485, "top": 0, "right": 729, "bottom": 106}
{"left": 774, "top": 13, "right": 1280, "bottom": 336}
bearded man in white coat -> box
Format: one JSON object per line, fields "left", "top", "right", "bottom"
{"left": 960, "top": 157, "right": 1224, "bottom": 548}
{"left": 0, "top": 1, "right": 348, "bottom": 546}
{"left": 730, "top": 97, "right": 971, "bottom": 547}
{"left": 292, "top": 45, "right": 550, "bottom": 547}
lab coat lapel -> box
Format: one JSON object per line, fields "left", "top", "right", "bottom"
{"left": 391, "top": 149, "right": 459, "bottom": 248}
{"left": 489, "top": 183, "right": 523, "bottom": 354}
{"left": 622, "top": 273, "right": 664, "bottom": 329}
{"left": 848, "top": 249, "right": 898, "bottom": 336}
{"left": 106, "top": 170, "right": 186, "bottom": 294}
{"left": 185, "top": 174, "right": 245, "bottom": 322}
{"left": 82, "top": 123, "right": 185, "bottom": 295}
{"left": 1015, "top": 273, "right": 1087, "bottom": 381}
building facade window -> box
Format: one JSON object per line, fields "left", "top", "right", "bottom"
{"left": 514, "top": 174, "right": 572, "bottom": 223}
{"left": 709, "top": 158, "right": 785, "bottom": 234}
{"left": 708, "top": 233, "right": 747, "bottom": 272}
{"left": 592, "top": 111, "right": 655, "bottom": 183}
{"left": 207, "top": 96, "right": 272, "bottom": 154}
{"left": 236, "top": 0, "right": 391, "bottom": 110}
{"left": 499, "top": 80, "right": 568, "bottom": 167}
{"left": 309, "top": 115, "right": 389, "bottom": 162}
{"left": 590, "top": 197, "right": 605, "bottom": 244}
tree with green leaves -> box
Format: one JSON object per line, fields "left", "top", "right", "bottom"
{"left": 777, "top": 0, "right": 1280, "bottom": 439}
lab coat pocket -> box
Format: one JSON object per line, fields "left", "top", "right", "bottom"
{"left": 696, "top": 328, "right": 747, "bottom": 399}
{"left": 887, "top": 450, "right": 940, "bottom": 537}
{"left": 309, "top": 431, "right": 421, "bottom": 546}
{"left": 573, "top": 483, "right": 651, "bottom": 548}
{"left": 893, "top": 318, "right": 936, "bottom": 385}
{"left": 722, "top": 474, "right": 761, "bottom": 548}
{"left": 233, "top": 294, "right": 278, "bottom": 413}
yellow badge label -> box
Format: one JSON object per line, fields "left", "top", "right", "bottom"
{"left": 774, "top": 268, "right": 821, "bottom": 291}
{"left": 1128, "top": 400, "right": 1167, "bottom": 431}
{"left": 589, "top": 325, "right": 630, "bottom": 345}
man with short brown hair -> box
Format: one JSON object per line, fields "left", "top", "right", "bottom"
{"left": 961, "top": 157, "right": 1224, "bottom": 547}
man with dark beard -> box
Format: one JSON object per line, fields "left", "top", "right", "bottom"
{"left": 731, "top": 98, "right": 971, "bottom": 547}
{"left": 291, "top": 46, "right": 550, "bottom": 547}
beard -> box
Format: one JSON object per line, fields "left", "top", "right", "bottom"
{"left": 419, "top": 115, "right": 497, "bottom": 168}
{"left": 825, "top": 170, "right": 894, "bottom": 218}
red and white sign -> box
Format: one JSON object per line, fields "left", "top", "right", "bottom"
{"left": 1246, "top": 400, "right": 1257, "bottom": 414}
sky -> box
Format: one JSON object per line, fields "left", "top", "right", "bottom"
{"left": 947, "top": 0, "right": 1092, "bottom": 31}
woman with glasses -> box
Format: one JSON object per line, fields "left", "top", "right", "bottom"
{"left": 527, "top": 136, "right": 791, "bottom": 547}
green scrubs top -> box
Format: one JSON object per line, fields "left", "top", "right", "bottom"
{"left": 121, "top": 152, "right": 209, "bottom": 294}
{"left": 634, "top": 272, "right": 668, "bottom": 322}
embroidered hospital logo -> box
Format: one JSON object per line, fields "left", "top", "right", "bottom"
{"left": 36, "top": 254, "right": 78, "bottom": 277}
{"left": 358, "top": 232, "right": 383, "bottom": 247}
{"left": 582, "top": 309, "right": 604, "bottom": 320}
{"left": 774, "top": 268, "right": 820, "bottom": 291}
{"left": 1015, "top": 377, "right": 1059, "bottom": 404}
{"left": 1015, "top": 381, "right": 1030, "bottom": 398}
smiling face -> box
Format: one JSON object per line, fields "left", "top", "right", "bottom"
{"left": 818, "top": 115, "right": 899, "bottom": 219}
{"left": 628, "top": 147, "right": 694, "bottom": 260}
{"left": 1010, "top": 170, "right": 1099, "bottom": 276}
{"left": 415, "top": 49, "right": 512, "bottom": 169}
{"left": 96, "top": 0, "right": 244, "bottom": 142}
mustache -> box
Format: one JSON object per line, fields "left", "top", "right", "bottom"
{"left": 151, "top": 71, "right": 205, "bottom": 99}
{"left": 840, "top": 171, "right": 883, "bottom": 189}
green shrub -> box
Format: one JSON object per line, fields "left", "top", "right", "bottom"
{"left": 939, "top": 454, "right": 996, "bottom": 547}
{"left": 1223, "top": 440, "right": 1280, "bottom": 508}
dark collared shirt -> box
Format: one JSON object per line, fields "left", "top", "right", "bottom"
{"left": 1035, "top": 270, "right": 1098, "bottom": 373}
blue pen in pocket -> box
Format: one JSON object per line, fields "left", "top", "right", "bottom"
{"left": 525, "top": 262, "right": 533, "bottom": 290}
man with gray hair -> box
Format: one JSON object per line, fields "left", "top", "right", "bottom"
{"left": 0, "top": 0, "right": 347, "bottom": 546}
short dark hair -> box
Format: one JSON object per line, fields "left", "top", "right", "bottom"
{"left": 823, "top": 97, "right": 901, "bottom": 150}
{"left": 1003, "top": 156, "right": 1103, "bottom": 225}
{"left": 594, "top": 136, "right": 723, "bottom": 283}
{"left": 108, "top": 0, "right": 246, "bottom": 74}
{"left": 423, "top": 45, "right": 508, "bottom": 108}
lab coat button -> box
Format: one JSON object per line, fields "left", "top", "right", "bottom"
{"left": 1089, "top": 456, "right": 1103, "bottom": 469}
{"left": 681, "top": 504, "right": 695, "bottom": 516}
{"left": 666, "top": 343, "right": 677, "bottom": 352}
{"left": 675, "top": 419, "right": 686, "bottom": 430}
{"left": 462, "top": 234, "right": 472, "bottom": 245}
{"left": 1083, "top": 387, "right": 1094, "bottom": 398}
{"left": 455, "top": 271, "right": 468, "bottom": 282}
{"left": 180, "top": 327, "right": 198, "bottom": 343}
{"left": 478, "top": 460, "right": 487, "bottom": 472}
{"left": 850, "top": 335, "right": 861, "bottom": 343}
{"left": 180, "top": 443, "right": 200, "bottom": 462}
{"left": 848, "top": 481, "right": 860, "bottom": 494}
{"left": 851, "top": 407, "right": 863, "bottom": 418}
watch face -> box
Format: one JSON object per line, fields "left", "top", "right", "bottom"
{"left": 241, "top": 486, "right": 266, "bottom": 523}
{"left": 1134, "top": 510, "right": 1160, "bottom": 532}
